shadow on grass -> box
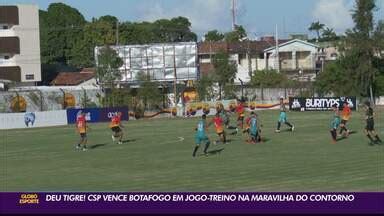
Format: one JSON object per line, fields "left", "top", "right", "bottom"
{"left": 261, "top": 137, "right": 270, "bottom": 143}
{"left": 122, "top": 139, "right": 137, "bottom": 143}
{"left": 203, "top": 148, "right": 225, "bottom": 156}
{"left": 89, "top": 143, "right": 108, "bottom": 149}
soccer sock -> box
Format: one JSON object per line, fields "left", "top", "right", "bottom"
{"left": 223, "top": 135, "right": 226, "bottom": 143}
{"left": 330, "top": 130, "right": 337, "bottom": 140}
{"left": 366, "top": 134, "right": 374, "bottom": 142}
{"left": 285, "top": 122, "right": 293, "bottom": 128}
{"left": 339, "top": 127, "right": 344, "bottom": 134}
{"left": 204, "top": 142, "right": 210, "bottom": 154}
{"left": 192, "top": 146, "right": 199, "bottom": 156}
{"left": 277, "top": 122, "right": 281, "bottom": 130}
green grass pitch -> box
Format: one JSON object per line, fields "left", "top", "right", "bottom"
{"left": 1, "top": 110, "right": 383, "bottom": 192}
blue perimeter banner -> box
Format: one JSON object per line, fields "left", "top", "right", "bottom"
{"left": 1, "top": 192, "right": 383, "bottom": 214}
{"left": 67, "top": 107, "right": 129, "bottom": 124}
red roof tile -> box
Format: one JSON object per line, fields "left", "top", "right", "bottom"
{"left": 51, "top": 69, "right": 95, "bottom": 86}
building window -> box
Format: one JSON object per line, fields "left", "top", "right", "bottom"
{"left": 2, "top": 26, "right": 8, "bottom": 29}
{"left": 4, "top": 56, "right": 10, "bottom": 59}
{"left": 26, "top": 74, "right": 34, "bottom": 80}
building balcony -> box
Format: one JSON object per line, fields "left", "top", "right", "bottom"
{"left": 0, "top": 58, "right": 17, "bottom": 66}
{"left": 0, "top": 29, "right": 17, "bottom": 37}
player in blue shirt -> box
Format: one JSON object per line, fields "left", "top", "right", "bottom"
{"left": 192, "top": 114, "right": 211, "bottom": 157}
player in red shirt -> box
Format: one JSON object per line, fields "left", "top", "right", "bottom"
{"left": 75, "top": 111, "right": 88, "bottom": 151}
{"left": 211, "top": 113, "right": 226, "bottom": 144}
{"left": 235, "top": 101, "right": 245, "bottom": 131}
{"left": 109, "top": 112, "right": 124, "bottom": 144}
{"left": 339, "top": 101, "right": 351, "bottom": 137}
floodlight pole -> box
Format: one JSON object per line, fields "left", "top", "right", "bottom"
{"left": 275, "top": 24, "right": 280, "bottom": 73}
{"left": 173, "top": 45, "right": 177, "bottom": 106}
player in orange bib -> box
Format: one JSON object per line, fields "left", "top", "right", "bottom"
{"left": 211, "top": 113, "right": 227, "bottom": 144}
{"left": 75, "top": 111, "right": 88, "bottom": 151}
{"left": 109, "top": 112, "right": 124, "bottom": 144}
{"left": 235, "top": 101, "right": 245, "bottom": 131}
{"left": 339, "top": 101, "right": 351, "bottom": 137}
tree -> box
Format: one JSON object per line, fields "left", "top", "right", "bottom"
{"left": 39, "top": 3, "right": 86, "bottom": 65}
{"left": 136, "top": 72, "right": 162, "bottom": 110}
{"left": 250, "top": 69, "right": 288, "bottom": 100}
{"left": 314, "top": 58, "right": 358, "bottom": 96}
{"left": 224, "top": 25, "right": 247, "bottom": 42}
{"left": 250, "top": 69, "right": 287, "bottom": 87}
{"left": 315, "top": 0, "right": 382, "bottom": 99}
{"left": 204, "top": 30, "right": 224, "bottom": 42}
{"left": 344, "top": 0, "right": 377, "bottom": 98}
{"left": 321, "top": 27, "right": 338, "bottom": 41}
{"left": 211, "top": 52, "right": 237, "bottom": 99}
{"left": 95, "top": 46, "right": 123, "bottom": 88}
{"left": 308, "top": 21, "right": 325, "bottom": 41}
{"left": 196, "top": 74, "right": 214, "bottom": 101}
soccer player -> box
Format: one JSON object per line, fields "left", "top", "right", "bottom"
{"left": 243, "top": 114, "right": 251, "bottom": 142}
{"left": 248, "top": 112, "right": 259, "bottom": 144}
{"left": 244, "top": 112, "right": 262, "bottom": 143}
{"left": 235, "top": 100, "right": 245, "bottom": 131}
{"left": 75, "top": 111, "right": 88, "bottom": 151}
{"left": 339, "top": 100, "right": 351, "bottom": 137}
{"left": 192, "top": 114, "right": 211, "bottom": 157}
{"left": 212, "top": 113, "right": 226, "bottom": 144}
{"left": 364, "top": 101, "right": 382, "bottom": 145}
{"left": 275, "top": 97, "right": 294, "bottom": 133}
{"left": 330, "top": 104, "right": 341, "bottom": 144}
{"left": 110, "top": 112, "right": 124, "bottom": 144}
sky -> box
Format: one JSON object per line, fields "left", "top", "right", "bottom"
{"left": 1, "top": 0, "right": 384, "bottom": 39}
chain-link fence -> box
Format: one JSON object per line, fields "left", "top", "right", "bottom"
{"left": 0, "top": 87, "right": 102, "bottom": 113}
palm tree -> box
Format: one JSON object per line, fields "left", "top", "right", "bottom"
{"left": 309, "top": 21, "right": 325, "bottom": 41}
{"left": 322, "top": 27, "right": 337, "bottom": 41}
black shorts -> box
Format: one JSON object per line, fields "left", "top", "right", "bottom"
{"left": 111, "top": 126, "right": 122, "bottom": 133}
{"left": 341, "top": 119, "right": 348, "bottom": 125}
{"left": 80, "top": 133, "right": 87, "bottom": 138}
{"left": 237, "top": 116, "right": 244, "bottom": 122}
{"left": 217, "top": 132, "right": 224, "bottom": 136}
{"left": 365, "top": 119, "right": 374, "bottom": 131}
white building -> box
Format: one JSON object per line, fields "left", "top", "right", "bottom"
{"left": 0, "top": 5, "right": 41, "bottom": 84}
{"left": 198, "top": 39, "right": 321, "bottom": 84}
{"left": 264, "top": 39, "right": 319, "bottom": 71}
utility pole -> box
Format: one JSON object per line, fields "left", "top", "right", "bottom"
{"left": 116, "top": 20, "right": 119, "bottom": 46}
{"left": 275, "top": 24, "right": 280, "bottom": 73}
{"left": 232, "top": 0, "right": 236, "bottom": 30}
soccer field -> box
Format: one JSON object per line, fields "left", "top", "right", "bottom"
{"left": 1, "top": 110, "right": 383, "bottom": 192}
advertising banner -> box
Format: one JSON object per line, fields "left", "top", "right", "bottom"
{"left": 0, "top": 110, "right": 67, "bottom": 130}
{"left": 99, "top": 107, "right": 129, "bottom": 122}
{"left": 289, "top": 97, "right": 357, "bottom": 111}
{"left": 66, "top": 108, "right": 100, "bottom": 124}
{"left": 67, "top": 107, "right": 129, "bottom": 124}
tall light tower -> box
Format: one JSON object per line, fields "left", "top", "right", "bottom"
{"left": 232, "top": 0, "right": 236, "bottom": 30}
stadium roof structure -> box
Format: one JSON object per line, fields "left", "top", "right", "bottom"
{"left": 95, "top": 42, "right": 198, "bottom": 83}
